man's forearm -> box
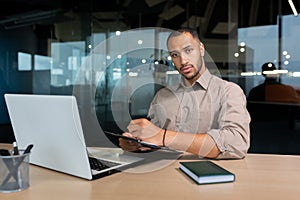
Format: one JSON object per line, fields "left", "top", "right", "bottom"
{"left": 164, "top": 130, "right": 220, "bottom": 158}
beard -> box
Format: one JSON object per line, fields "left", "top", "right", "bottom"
{"left": 184, "top": 66, "right": 201, "bottom": 80}
{"left": 181, "top": 57, "right": 203, "bottom": 81}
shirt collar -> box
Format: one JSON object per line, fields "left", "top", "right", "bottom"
{"left": 176, "top": 69, "right": 212, "bottom": 91}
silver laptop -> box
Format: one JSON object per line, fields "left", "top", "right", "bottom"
{"left": 4, "top": 93, "right": 144, "bottom": 180}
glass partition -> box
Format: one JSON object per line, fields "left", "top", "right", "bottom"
{"left": 1, "top": 0, "right": 300, "bottom": 153}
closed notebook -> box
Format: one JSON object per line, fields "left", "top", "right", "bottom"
{"left": 179, "top": 161, "right": 235, "bottom": 185}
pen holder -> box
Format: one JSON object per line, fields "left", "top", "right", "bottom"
{"left": 0, "top": 150, "right": 30, "bottom": 193}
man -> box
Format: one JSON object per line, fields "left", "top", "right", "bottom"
{"left": 120, "top": 28, "right": 251, "bottom": 159}
{"left": 248, "top": 62, "right": 300, "bottom": 103}
{"left": 248, "top": 62, "right": 277, "bottom": 102}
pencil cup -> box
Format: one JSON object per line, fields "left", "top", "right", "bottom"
{"left": 0, "top": 150, "right": 30, "bottom": 193}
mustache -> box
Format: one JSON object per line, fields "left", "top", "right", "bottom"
{"left": 179, "top": 64, "right": 193, "bottom": 71}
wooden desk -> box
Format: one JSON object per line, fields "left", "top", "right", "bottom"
{"left": 1, "top": 153, "right": 300, "bottom": 200}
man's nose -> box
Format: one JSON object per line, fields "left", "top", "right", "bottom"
{"left": 180, "top": 54, "right": 189, "bottom": 65}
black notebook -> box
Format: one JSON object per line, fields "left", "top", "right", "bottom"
{"left": 179, "top": 161, "right": 235, "bottom": 185}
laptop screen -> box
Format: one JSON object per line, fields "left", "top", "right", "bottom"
{"left": 4, "top": 94, "right": 95, "bottom": 179}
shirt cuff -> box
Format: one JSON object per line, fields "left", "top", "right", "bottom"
{"left": 206, "top": 129, "right": 227, "bottom": 153}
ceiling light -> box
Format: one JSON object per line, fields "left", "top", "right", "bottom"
{"left": 240, "top": 42, "right": 246, "bottom": 47}
{"left": 288, "top": 0, "right": 298, "bottom": 17}
{"left": 212, "top": 22, "right": 236, "bottom": 34}
{"left": 115, "top": 31, "right": 121, "bottom": 36}
{"left": 137, "top": 40, "right": 143, "bottom": 45}
{"left": 181, "top": 16, "right": 201, "bottom": 28}
{"left": 234, "top": 53, "right": 239, "bottom": 57}
{"left": 144, "top": 0, "right": 167, "bottom": 7}
{"left": 166, "top": 71, "right": 179, "bottom": 75}
{"left": 129, "top": 72, "right": 138, "bottom": 77}
{"left": 241, "top": 72, "right": 257, "bottom": 76}
{"left": 292, "top": 72, "right": 300, "bottom": 77}
{"left": 159, "top": 5, "right": 184, "bottom": 20}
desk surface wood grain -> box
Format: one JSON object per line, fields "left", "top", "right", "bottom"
{"left": 1, "top": 151, "right": 300, "bottom": 200}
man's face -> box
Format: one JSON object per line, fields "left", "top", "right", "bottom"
{"left": 167, "top": 32, "right": 205, "bottom": 83}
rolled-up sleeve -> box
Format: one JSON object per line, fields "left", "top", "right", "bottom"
{"left": 207, "top": 82, "right": 251, "bottom": 159}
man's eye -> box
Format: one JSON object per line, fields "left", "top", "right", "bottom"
{"left": 186, "top": 48, "right": 193, "bottom": 54}
{"left": 171, "top": 53, "right": 179, "bottom": 58}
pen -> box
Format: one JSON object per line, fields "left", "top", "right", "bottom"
{"left": 23, "top": 144, "right": 34, "bottom": 154}
{"left": 13, "top": 141, "right": 19, "bottom": 155}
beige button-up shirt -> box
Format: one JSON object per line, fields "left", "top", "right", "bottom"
{"left": 148, "top": 69, "right": 251, "bottom": 159}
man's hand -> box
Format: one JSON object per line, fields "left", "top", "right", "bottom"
{"left": 127, "top": 118, "right": 164, "bottom": 146}
{"left": 118, "top": 132, "right": 141, "bottom": 152}
{"left": 118, "top": 118, "right": 164, "bottom": 152}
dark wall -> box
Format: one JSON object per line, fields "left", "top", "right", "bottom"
{"left": 0, "top": 26, "right": 37, "bottom": 142}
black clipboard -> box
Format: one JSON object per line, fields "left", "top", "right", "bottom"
{"left": 104, "top": 131, "right": 161, "bottom": 149}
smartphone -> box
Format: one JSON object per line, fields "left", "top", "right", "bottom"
{"left": 104, "top": 131, "right": 161, "bottom": 149}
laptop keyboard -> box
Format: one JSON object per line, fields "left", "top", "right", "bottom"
{"left": 88, "top": 157, "right": 121, "bottom": 171}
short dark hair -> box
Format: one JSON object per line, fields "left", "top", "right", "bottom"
{"left": 167, "top": 28, "right": 201, "bottom": 46}
{"left": 261, "top": 62, "right": 276, "bottom": 77}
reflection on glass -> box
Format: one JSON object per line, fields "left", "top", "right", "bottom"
{"left": 50, "top": 41, "right": 86, "bottom": 86}
{"left": 17, "top": 52, "right": 32, "bottom": 71}
{"left": 34, "top": 55, "right": 51, "bottom": 70}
